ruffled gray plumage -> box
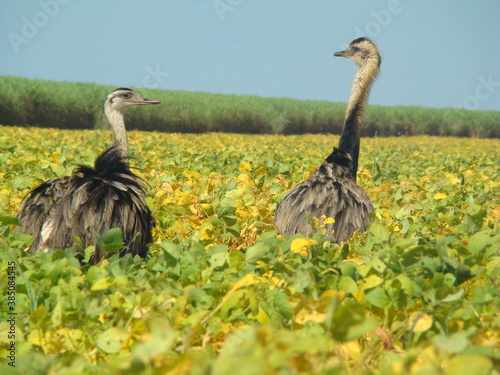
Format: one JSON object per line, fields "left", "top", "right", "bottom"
{"left": 275, "top": 148, "right": 373, "bottom": 242}
{"left": 18, "top": 145, "right": 155, "bottom": 263}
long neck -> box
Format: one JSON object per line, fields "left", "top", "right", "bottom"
{"left": 104, "top": 106, "right": 129, "bottom": 159}
{"left": 338, "top": 60, "right": 378, "bottom": 180}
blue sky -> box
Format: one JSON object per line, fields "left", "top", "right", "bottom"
{"left": 1, "top": 1, "right": 499, "bottom": 111}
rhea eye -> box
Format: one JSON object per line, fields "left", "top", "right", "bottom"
{"left": 352, "top": 47, "right": 360, "bottom": 53}
{"left": 121, "top": 93, "right": 131, "bottom": 99}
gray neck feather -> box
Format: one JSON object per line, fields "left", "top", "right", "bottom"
{"left": 104, "top": 105, "right": 129, "bottom": 158}
{"left": 337, "top": 57, "right": 379, "bottom": 180}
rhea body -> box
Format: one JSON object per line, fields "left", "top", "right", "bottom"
{"left": 18, "top": 88, "right": 159, "bottom": 263}
{"left": 275, "top": 37, "right": 381, "bottom": 242}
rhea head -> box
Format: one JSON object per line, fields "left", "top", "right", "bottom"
{"left": 104, "top": 88, "right": 160, "bottom": 113}
{"left": 334, "top": 37, "right": 381, "bottom": 69}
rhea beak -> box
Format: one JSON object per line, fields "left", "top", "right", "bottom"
{"left": 334, "top": 49, "right": 352, "bottom": 58}
{"left": 134, "top": 97, "right": 161, "bottom": 105}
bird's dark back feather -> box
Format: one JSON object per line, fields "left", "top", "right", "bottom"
{"left": 21, "top": 145, "right": 155, "bottom": 263}
{"left": 17, "top": 176, "right": 72, "bottom": 251}
{"left": 54, "top": 145, "right": 154, "bottom": 263}
{"left": 275, "top": 149, "right": 373, "bottom": 243}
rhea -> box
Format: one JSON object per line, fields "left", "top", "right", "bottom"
{"left": 18, "top": 88, "right": 160, "bottom": 264}
{"left": 275, "top": 37, "right": 381, "bottom": 242}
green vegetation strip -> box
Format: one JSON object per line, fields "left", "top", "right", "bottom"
{"left": 1, "top": 75, "right": 499, "bottom": 137}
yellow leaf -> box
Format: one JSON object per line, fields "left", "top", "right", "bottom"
{"left": 28, "top": 330, "right": 59, "bottom": 354}
{"left": 238, "top": 161, "right": 252, "bottom": 172}
{"left": 236, "top": 173, "right": 253, "bottom": 185}
{"left": 199, "top": 222, "right": 215, "bottom": 241}
{"left": 411, "top": 346, "right": 438, "bottom": 373}
{"left": 28, "top": 330, "right": 44, "bottom": 346}
{"left": 233, "top": 273, "right": 263, "bottom": 289}
{"left": 360, "top": 274, "right": 384, "bottom": 290}
{"left": 491, "top": 209, "right": 500, "bottom": 218}
{"left": 360, "top": 169, "right": 372, "bottom": 178}
{"left": 323, "top": 217, "right": 335, "bottom": 225}
{"left": 98, "top": 312, "right": 106, "bottom": 324}
{"left": 433, "top": 192, "right": 448, "bottom": 200}
{"left": 306, "top": 166, "right": 318, "bottom": 177}
{"left": 56, "top": 328, "right": 85, "bottom": 351}
{"left": 446, "top": 174, "right": 461, "bottom": 184}
{"left": 344, "top": 256, "right": 364, "bottom": 266}
{"left": 185, "top": 170, "right": 202, "bottom": 180}
{"left": 339, "top": 340, "right": 362, "bottom": 354}
{"left": 290, "top": 238, "right": 317, "bottom": 256}
{"left": 443, "top": 354, "right": 493, "bottom": 375}
{"left": 409, "top": 312, "right": 433, "bottom": 332}
{"left": 388, "top": 224, "right": 401, "bottom": 233}
{"left": 295, "top": 308, "right": 326, "bottom": 324}
{"left": 200, "top": 203, "right": 212, "bottom": 211}
{"left": 249, "top": 307, "right": 270, "bottom": 324}
{"left": 226, "top": 187, "right": 245, "bottom": 199}
{"left": 253, "top": 166, "right": 268, "bottom": 176}
{"left": 319, "top": 290, "right": 346, "bottom": 306}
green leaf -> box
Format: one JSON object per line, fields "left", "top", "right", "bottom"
{"left": 51, "top": 300, "right": 63, "bottom": 326}
{"left": 346, "top": 317, "right": 378, "bottom": 341}
{"left": 338, "top": 276, "right": 358, "bottom": 294}
{"left": 394, "top": 274, "right": 414, "bottom": 296}
{"left": 103, "top": 227, "right": 123, "bottom": 245}
{"left": 12, "top": 175, "right": 32, "bottom": 190}
{"left": 330, "top": 303, "right": 379, "bottom": 341}
{"left": 222, "top": 214, "right": 238, "bottom": 227}
{"left": 463, "top": 209, "right": 487, "bottom": 234}
{"left": 470, "top": 286, "right": 496, "bottom": 304}
{"left": 91, "top": 277, "right": 113, "bottom": 291}
{"left": 100, "top": 228, "right": 124, "bottom": 253}
{"left": 97, "top": 328, "right": 130, "bottom": 354}
{"left": 132, "top": 319, "right": 177, "bottom": 361}
{"left": 443, "top": 354, "right": 493, "bottom": 375}
{"left": 370, "top": 256, "right": 387, "bottom": 274}
{"left": 365, "top": 287, "right": 391, "bottom": 308}
{"left": 392, "top": 237, "right": 419, "bottom": 251}
{"left": 443, "top": 273, "right": 456, "bottom": 288}
{"left": 0, "top": 214, "right": 21, "bottom": 226}
{"left": 294, "top": 268, "right": 316, "bottom": 293}
{"left": 218, "top": 205, "right": 237, "bottom": 217}
{"left": 339, "top": 262, "right": 356, "bottom": 278}
{"left": 245, "top": 242, "right": 270, "bottom": 264}
{"left": 432, "top": 332, "right": 469, "bottom": 353}
{"left": 468, "top": 230, "right": 499, "bottom": 254}
{"left": 441, "top": 289, "right": 464, "bottom": 303}
{"left": 229, "top": 250, "right": 245, "bottom": 270}
{"left": 210, "top": 252, "right": 229, "bottom": 268}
